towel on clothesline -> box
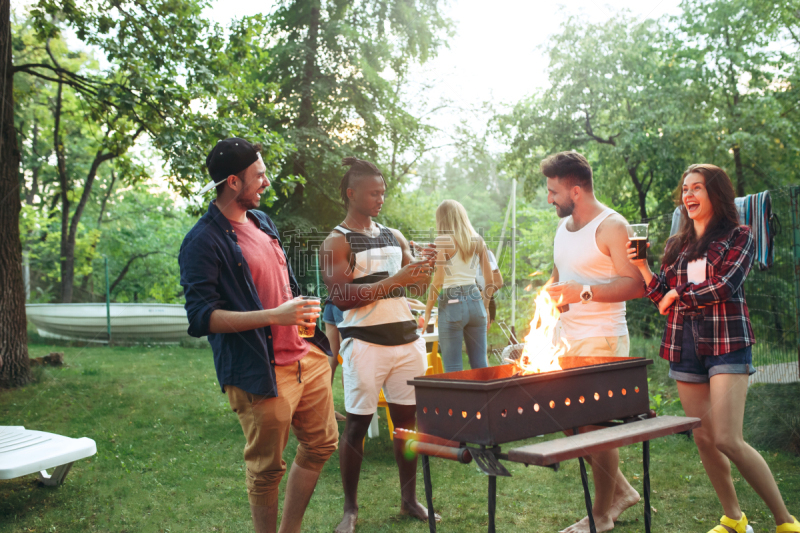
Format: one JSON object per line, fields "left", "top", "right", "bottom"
{"left": 745, "top": 191, "right": 775, "bottom": 271}
{"left": 669, "top": 191, "right": 775, "bottom": 270}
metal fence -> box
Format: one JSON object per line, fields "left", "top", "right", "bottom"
{"left": 627, "top": 185, "right": 800, "bottom": 382}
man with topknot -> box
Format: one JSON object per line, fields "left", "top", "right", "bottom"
{"left": 321, "top": 157, "right": 440, "bottom": 532}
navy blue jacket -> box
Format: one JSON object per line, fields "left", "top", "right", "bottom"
{"left": 179, "top": 201, "right": 330, "bottom": 397}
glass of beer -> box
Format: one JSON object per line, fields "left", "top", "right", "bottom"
{"left": 626, "top": 224, "right": 649, "bottom": 260}
{"left": 297, "top": 296, "right": 320, "bottom": 338}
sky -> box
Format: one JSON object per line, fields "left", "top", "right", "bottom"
{"left": 205, "top": 0, "right": 684, "bottom": 142}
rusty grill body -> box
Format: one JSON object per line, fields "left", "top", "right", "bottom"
{"left": 410, "top": 356, "right": 652, "bottom": 446}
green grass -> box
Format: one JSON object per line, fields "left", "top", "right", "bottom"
{"left": 1, "top": 340, "right": 799, "bottom": 533}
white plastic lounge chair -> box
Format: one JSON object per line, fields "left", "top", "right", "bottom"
{"left": 0, "top": 426, "right": 97, "bottom": 486}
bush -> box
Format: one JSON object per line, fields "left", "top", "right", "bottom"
{"left": 744, "top": 383, "right": 800, "bottom": 456}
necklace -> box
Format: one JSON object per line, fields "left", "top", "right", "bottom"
{"left": 342, "top": 220, "right": 378, "bottom": 236}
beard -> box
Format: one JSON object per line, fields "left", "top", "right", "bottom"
{"left": 554, "top": 199, "right": 575, "bottom": 218}
{"left": 236, "top": 192, "right": 260, "bottom": 211}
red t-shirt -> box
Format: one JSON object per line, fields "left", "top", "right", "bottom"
{"left": 228, "top": 216, "right": 309, "bottom": 366}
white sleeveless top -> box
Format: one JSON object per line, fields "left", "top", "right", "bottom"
{"left": 332, "top": 223, "right": 418, "bottom": 348}
{"left": 554, "top": 208, "right": 628, "bottom": 340}
{"left": 443, "top": 247, "right": 479, "bottom": 289}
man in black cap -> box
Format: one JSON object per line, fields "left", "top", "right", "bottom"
{"left": 179, "top": 138, "right": 339, "bottom": 533}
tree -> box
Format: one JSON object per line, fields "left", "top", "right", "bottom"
{"left": 92, "top": 183, "right": 193, "bottom": 304}
{"left": 498, "top": 13, "right": 696, "bottom": 221}
{"left": 12, "top": 0, "right": 224, "bottom": 303}
{"left": 1, "top": 0, "right": 30, "bottom": 387}
{"left": 260, "top": 0, "right": 452, "bottom": 230}
{"left": 676, "top": 0, "right": 800, "bottom": 195}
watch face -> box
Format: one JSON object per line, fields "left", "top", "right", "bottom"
{"left": 581, "top": 291, "right": 591, "bottom": 301}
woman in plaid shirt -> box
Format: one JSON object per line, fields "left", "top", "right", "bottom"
{"left": 628, "top": 164, "right": 798, "bottom": 533}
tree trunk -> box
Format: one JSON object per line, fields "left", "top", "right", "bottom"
{"left": 53, "top": 80, "right": 75, "bottom": 302}
{"left": 0, "top": 0, "right": 31, "bottom": 388}
{"left": 733, "top": 145, "right": 745, "bottom": 197}
{"left": 724, "top": 26, "right": 745, "bottom": 197}
{"left": 624, "top": 162, "right": 648, "bottom": 221}
{"left": 25, "top": 120, "right": 40, "bottom": 205}
{"left": 55, "top": 108, "right": 120, "bottom": 302}
{"left": 109, "top": 251, "right": 162, "bottom": 294}
{"left": 289, "top": 0, "right": 320, "bottom": 207}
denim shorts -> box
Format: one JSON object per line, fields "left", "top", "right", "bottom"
{"left": 322, "top": 301, "right": 343, "bottom": 326}
{"left": 669, "top": 316, "right": 756, "bottom": 383}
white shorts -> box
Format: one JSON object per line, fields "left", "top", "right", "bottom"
{"left": 340, "top": 337, "right": 427, "bottom": 415}
{"left": 563, "top": 335, "right": 630, "bottom": 358}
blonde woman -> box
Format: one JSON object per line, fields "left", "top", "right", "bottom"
{"left": 423, "top": 200, "right": 496, "bottom": 372}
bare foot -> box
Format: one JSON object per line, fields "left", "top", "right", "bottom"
{"left": 400, "top": 500, "right": 441, "bottom": 523}
{"left": 609, "top": 483, "right": 640, "bottom": 522}
{"left": 335, "top": 411, "right": 347, "bottom": 422}
{"left": 559, "top": 514, "right": 614, "bottom": 533}
{"left": 334, "top": 508, "right": 358, "bottom": 533}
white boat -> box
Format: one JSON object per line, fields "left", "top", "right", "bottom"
{"left": 25, "top": 303, "right": 193, "bottom": 344}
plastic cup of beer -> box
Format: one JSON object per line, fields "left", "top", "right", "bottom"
{"left": 626, "top": 224, "right": 649, "bottom": 260}
{"left": 297, "top": 296, "right": 320, "bottom": 338}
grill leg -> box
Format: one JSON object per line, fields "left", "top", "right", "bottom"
{"left": 643, "top": 440, "right": 651, "bottom": 533}
{"left": 488, "top": 475, "right": 497, "bottom": 533}
{"left": 578, "top": 456, "right": 597, "bottom": 533}
{"left": 422, "top": 454, "right": 437, "bottom": 533}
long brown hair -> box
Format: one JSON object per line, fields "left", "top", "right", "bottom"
{"left": 662, "top": 164, "right": 740, "bottom": 266}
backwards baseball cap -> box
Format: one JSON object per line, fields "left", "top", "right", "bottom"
{"left": 198, "top": 137, "right": 262, "bottom": 195}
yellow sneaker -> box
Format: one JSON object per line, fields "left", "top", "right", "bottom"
{"left": 776, "top": 516, "right": 800, "bottom": 533}
{"left": 709, "top": 514, "right": 749, "bottom": 533}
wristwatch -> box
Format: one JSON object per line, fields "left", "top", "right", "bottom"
{"left": 580, "top": 285, "right": 593, "bottom": 304}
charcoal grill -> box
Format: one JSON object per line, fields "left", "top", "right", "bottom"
{"left": 413, "top": 356, "right": 651, "bottom": 446}
{"left": 403, "top": 356, "right": 701, "bottom": 533}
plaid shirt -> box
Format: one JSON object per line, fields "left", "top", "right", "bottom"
{"left": 645, "top": 225, "right": 755, "bottom": 362}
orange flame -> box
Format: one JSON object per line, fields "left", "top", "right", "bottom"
{"left": 514, "top": 287, "right": 569, "bottom": 375}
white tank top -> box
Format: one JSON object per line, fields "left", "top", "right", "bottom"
{"left": 554, "top": 208, "right": 628, "bottom": 340}
{"left": 443, "top": 248, "right": 479, "bottom": 289}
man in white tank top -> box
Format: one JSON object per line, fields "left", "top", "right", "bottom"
{"left": 542, "top": 151, "right": 645, "bottom": 533}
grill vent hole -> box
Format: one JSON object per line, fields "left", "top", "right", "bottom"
{"left": 423, "top": 407, "right": 428, "bottom": 414}
{"left": 565, "top": 398, "right": 571, "bottom": 406}
{"left": 476, "top": 412, "right": 482, "bottom": 420}
{"left": 435, "top": 408, "right": 440, "bottom": 415}
{"left": 462, "top": 411, "right": 467, "bottom": 418}
{"left": 533, "top": 403, "right": 540, "bottom": 412}
{"left": 517, "top": 407, "right": 523, "bottom": 414}
{"left": 549, "top": 400, "right": 555, "bottom": 409}
{"left": 448, "top": 409, "right": 453, "bottom": 416}
{"left": 501, "top": 409, "right": 508, "bottom": 418}
{"left": 594, "top": 393, "right": 600, "bottom": 401}
{"left": 579, "top": 396, "right": 585, "bottom": 404}
{"left": 635, "top": 386, "right": 640, "bottom": 393}
{"left": 622, "top": 388, "right": 627, "bottom": 396}
{"left": 608, "top": 390, "right": 613, "bottom": 398}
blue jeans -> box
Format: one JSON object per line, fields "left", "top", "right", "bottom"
{"left": 669, "top": 315, "right": 756, "bottom": 383}
{"left": 437, "top": 284, "right": 488, "bottom": 373}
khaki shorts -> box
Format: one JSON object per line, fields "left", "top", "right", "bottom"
{"left": 225, "top": 345, "right": 338, "bottom": 507}
{"left": 564, "top": 335, "right": 630, "bottom": 358}
{"left": 340, "top": 337, "right": 427, "bottom": 415}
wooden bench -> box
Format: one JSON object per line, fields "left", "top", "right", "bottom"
{"left": 409, "top": 415, "right": 701, "bottom": 533}
{"left": 508, "top": 415, "right": 701, "bottom": 465}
